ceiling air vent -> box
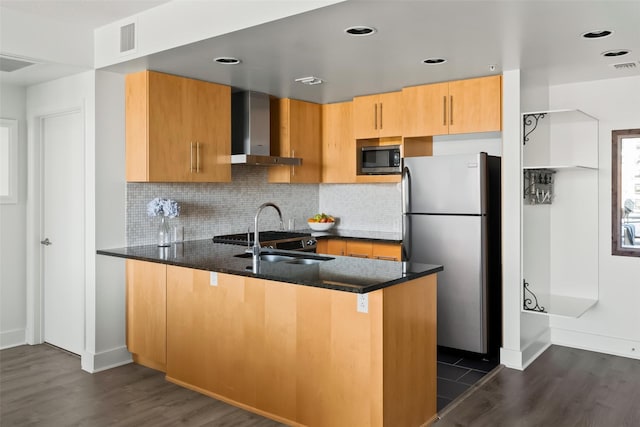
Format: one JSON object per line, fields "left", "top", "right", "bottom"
{"left": 120, "top": 22, "right": 136, "bottom": 53}
{"left": 0, "top": 54, "right": 37, "bottom": 72}
{"left": 611, "top": 62, "right": 638, "bottom": 70}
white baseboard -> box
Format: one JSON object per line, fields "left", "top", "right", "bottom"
{"left": 551, "top": 327, "right": 640, "bottom": 361}
{"left": 521, "top": 328, "right": 551, "bottom": 370}
{"left": 500, "top": 328, "right": 551, "bottom": 370}
{"left": 0, "top": 328, "right": 26, "bottom": 350}
{"left": 81, "top": 346, "right": 133, "bottom": 373}
{"left": 499, "top": 347, "right": 524, "bottom": 370}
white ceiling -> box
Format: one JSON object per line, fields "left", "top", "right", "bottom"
{"left": 2, "top": 0, "right": 640, "bottom": 103}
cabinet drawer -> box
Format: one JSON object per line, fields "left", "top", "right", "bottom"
{"left": 372, "top": 242, "right": 402, "bottom": 261}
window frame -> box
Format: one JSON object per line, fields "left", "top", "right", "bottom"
{"left": 0, "top": 118, "right": 18, "bottom": 204}
{"left": 611, "top": 128, "right": 640, "bottom": 257}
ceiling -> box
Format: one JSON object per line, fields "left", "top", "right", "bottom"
{"left": 2, "top": 0, "right": 640, "bottom": 104}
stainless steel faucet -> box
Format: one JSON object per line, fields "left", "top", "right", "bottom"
{"left": 252, "top": 202, "right": 283, "bottom": 256}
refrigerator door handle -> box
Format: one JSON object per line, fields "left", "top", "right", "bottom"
{"left": 401, "top": 166, "right": 411, "bottom": 261}
{"left": 402, "top": 166, "right": 411, "bottom": 214}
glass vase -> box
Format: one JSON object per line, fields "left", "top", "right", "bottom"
{"left": 157, "top": 216, "right": 171, "bottom": 247}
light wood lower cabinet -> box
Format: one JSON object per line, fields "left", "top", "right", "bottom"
{"left": 317, "top": 239, "right": 402, "bottom": 261}
{"left": 165, "top": 266, "right": 437, "bottom": 427}
{"left": 125, "top": 259, "right": 166, "bottom": 372}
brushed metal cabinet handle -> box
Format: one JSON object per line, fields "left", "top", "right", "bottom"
{"left": 443, "top": 96, "right": 447, "bottom": 126}
{"left": 190, "top": 141, "right": 194, "bottom": 173}
{"left": 196, "top": 142, "right": 200, "bottom": 173}
{"left": 374, "top": 103, "right": 378, "bottom": 130}
{"left": 380, "top": 103, "right": 383, "bottom": 130}
{"left": 348, "top": 253, "right": 369, "bottom": 258}
{"left": 375, "top": 255, "right": 397, "bottom": 261}
{"left": 450, "top": 95, "right": 453, "bottom": 126}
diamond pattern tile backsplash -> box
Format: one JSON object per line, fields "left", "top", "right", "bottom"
{"left": 319, "top": 182, "right": 402, "bottom": 233}
{"left": 127, "top": 166, "right": 319, "bottom": 246}
{"left": 127, "top": 166, "right": 402, "bottom": 246}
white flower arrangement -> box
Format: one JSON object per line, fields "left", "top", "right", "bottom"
{"left": 147, "top": 198, "right": 180, "bottom": 218}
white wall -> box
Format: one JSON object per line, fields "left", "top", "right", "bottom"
{"left": 548, "top": 75, "right": 640, "bottom": 360}
{"left": 94, "top": 0, "right": 345, "bottom": 68}
{"left": 0, "top": 7, "right": 93, "bottom": 67}
{"left": 26, "top": 71, "right": 129, "bottom": 372}
{"left": 0, "top": 83, "right": 28, "bottom": 349}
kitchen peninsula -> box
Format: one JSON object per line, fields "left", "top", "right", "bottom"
{"left": 98, "top": 240, "right": 442, "bottom": 427}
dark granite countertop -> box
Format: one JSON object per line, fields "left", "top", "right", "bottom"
{"left": 311, "top": 229, "right": 402, "bottom": 243}
{"left": 97, "top": 239, "right": 441, "bottom": 294}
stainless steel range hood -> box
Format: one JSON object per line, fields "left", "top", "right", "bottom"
{"left": 231, "top": 91, "right": 302, "bottom": 166}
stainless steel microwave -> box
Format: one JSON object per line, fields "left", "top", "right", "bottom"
{"left": 358, "top": 145, "right": 401, "bottom": 175}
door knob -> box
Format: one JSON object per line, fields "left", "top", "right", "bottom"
{"left": 40, "top": 238, "right": 52, "bottom": 246}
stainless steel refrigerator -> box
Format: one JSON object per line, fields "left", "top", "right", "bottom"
{"left": 402, "top": 152, "right": 501, "bottom": 355}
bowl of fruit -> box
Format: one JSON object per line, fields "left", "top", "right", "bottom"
{"left": 307, "top": 213, "right": 336, "bottom": 231}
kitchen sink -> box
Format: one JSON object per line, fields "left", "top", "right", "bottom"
{"left": 234, "top": 253, "right": 295, "bottom": 262}
{"left": 234, "top": 250, "right": 334, "bottom": 264}
{"left": 285, "top": 258, "right": 330, "bottom": 265}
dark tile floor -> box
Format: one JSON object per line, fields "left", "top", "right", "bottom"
{"left": 436, "top": 347, "right": 500, "bottom": 412}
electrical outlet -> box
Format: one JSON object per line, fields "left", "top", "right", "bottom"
{"left": 210, "top": 272, "right": 218, "bottom": 286}
{"left": 357, "top": 294, "right": 368, "bottom": 313}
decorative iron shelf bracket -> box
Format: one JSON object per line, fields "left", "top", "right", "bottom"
{"left": 523, "top": 279, "right": 546, "bottom": 313}
{"left": 523, "top": 113, "right": 546, "bottom": 145}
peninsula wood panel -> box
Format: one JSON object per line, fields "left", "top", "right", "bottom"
{"left": 164, "top": 266, "right": 438, "bottom": 427}
{"left": 321, "top": 102, "right": 356, "bottom": 183}
{"left": 382, "top": 274, "right": 437, "bottom": 426}
{"left": 269, "top": 98, "right": 322, "bottom": 183}
{"left": 126, "top": 259, "right": 167, "bottom": 372}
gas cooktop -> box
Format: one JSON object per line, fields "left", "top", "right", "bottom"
{"left": 212, "top": 230, "right": 316, "bottom": 252}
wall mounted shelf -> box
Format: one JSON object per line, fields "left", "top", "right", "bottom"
{"left": 521, "top": 109, "right": 599, "bottom": 318}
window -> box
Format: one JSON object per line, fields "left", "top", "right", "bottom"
{"left": 612, "top": 128, "right": 640, "bottom": 256}
{"left": 0, "top": 118, "right": 18, "bottom": 204}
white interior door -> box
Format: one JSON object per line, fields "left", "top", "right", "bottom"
{"left": 42, "top": 110, "right": 84, "bottom": 355}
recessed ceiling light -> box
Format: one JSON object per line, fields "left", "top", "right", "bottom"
{"left": 295, "top": 76, "right": 324, "bottom": 85}
{"left": 581, "top": 30, "right": 613, "bottom": 39}
{"left": 422, "top": 58, "right": 447, "bottom": 65}
{"left": 601, "top": 49, "right": 631, "bottom": 58}
{"left": 344, "top": 26, "right": 377, "bottom": 36}
{"left": 213, "top": 56, "right": 241, "bottom": 65}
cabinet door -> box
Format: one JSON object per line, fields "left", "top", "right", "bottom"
{"left": 402, "top": 82, "right": 449, "bottom": 137}
{"left": 184, "top": 78, "right": 231, "bottom": 182}
{"left": 371, "top": 242, "right": 402, "bottom": 261}
{"left": 345, "top": 240, "right": 373, "bottom": 258}
{"left": 353, "top": 94, "right": 379, "bottom": 139}
{"left": 377, "top": 91, "right": 403, "bottom": 138}
{"left": 448, "top": 75, "right": 502, "bottom": 135}
{"left": 321, "top": 239, "right": 347, "bottom": 256}
{"left": 126, "top": 71, "right": 231, "bottom": 183}
{"left": 146, "top": 71, "right": 191, "bottom": 181}
{"left": 322, "top": 102, "right": 356, "bottom": 183}
{"left": 126, "top": 259, "right": 166, "bottom": 372}
{"left": 269, "top": 98, "right": 322, "bottom": 183}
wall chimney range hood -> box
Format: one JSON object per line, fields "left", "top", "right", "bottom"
{"left": 231, "top": 91, "right": 302, "bottom": 166}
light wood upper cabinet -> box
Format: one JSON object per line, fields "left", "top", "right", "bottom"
{"left": 125, "top": 70, "right": 231, "bottom": 182}
{"left": 126, "top": 259, "right": 166, "bottom": 372}
{"left": 268, "top": 98, "right": 322, "bottom": 183}
{"left": 353, "top": 91, "right": 403, "bottom": 139}
{"left": 402, "top": 75, "right": 502, "bottom": 137}
{"left": 322, "top": 101, "right": 356, "bottom": 183}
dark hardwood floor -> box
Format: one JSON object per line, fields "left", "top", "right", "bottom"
{"left": 0, "top": 344, "right": 284, "bottom": 426}
{"left": 435, "top": 345, "right": 640, "bottom": 427}
{"left": 3, "top": 344, "right": 640, "bottom": 426}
